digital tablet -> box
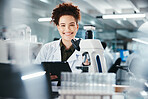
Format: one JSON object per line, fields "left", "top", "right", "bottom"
{"left": 41, "top": 61, "right": 72, "bottom": 81}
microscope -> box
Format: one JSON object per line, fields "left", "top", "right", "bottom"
{"left": 72, "top": 25, "right": 107, "bottom": 73}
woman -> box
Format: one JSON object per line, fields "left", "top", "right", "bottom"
{"left": 35, "top": 3, "right": 82, "bottom": 73}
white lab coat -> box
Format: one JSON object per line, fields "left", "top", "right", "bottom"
{"left": 35, "top": 39, "right": 82, "bottom": 73}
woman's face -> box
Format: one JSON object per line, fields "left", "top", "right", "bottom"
{"left": 57, "top": 15, "right": 79, "bottom": 42}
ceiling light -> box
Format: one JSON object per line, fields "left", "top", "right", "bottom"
{"left": 96, "top": 13, "right": 146, "bottom": 19}
{"left": 38, "top": 17, "right": 52, "bottom": 22}
{"left": 132, "top": 38, "right": 148, "bottom": 45}
{"left": 40, "top": 0, "right": 49, "bottom": 4}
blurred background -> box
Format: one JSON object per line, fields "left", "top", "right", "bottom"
{"left": 0, "top": 0, "right": 148, "bottom": 85}
{"left": 0, "top": 0, "right": 147, "bottom": 44}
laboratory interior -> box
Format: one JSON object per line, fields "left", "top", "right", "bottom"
{"left": 0, "top": 0, "right": 148, "bottom": 99}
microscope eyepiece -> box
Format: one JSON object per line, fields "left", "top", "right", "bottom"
{"left": 71, "top": 39, "right": 81, "bottom": 51}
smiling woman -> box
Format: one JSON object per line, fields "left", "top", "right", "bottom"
{"left": 35, "top": 3, "right": 83, "bottom": 81}
{"left": 51, "top": 2, "right": 81, "bottom": 49}
{"left": 57, "top": 15, "right": 79, "bottom": 48}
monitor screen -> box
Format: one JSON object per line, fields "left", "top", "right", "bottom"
{"left": 119, "top": 49, "right": 129, "bottom": 62}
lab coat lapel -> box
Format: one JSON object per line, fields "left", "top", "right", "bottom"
{"left": 67, "top": 50, "right": 81, "bottom": 65}
{"left": 52, "top": 40, "right": 61, "bottom": 61}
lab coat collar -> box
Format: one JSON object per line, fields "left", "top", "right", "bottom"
{"left": 53, "top": 39, "right": 82, "bottom": 61}
{"left": 67, "top": 50, "right": 82, "bottom": 62}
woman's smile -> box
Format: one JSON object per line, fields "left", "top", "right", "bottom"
{"left": 63, "top": 32, "right": 74, "bottom": 36}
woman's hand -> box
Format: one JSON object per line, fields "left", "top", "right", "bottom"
{"left": 50, "top": 73, "right": 58, "bottom": 80}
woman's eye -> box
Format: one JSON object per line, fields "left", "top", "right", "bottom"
{"left": 70, "top": 24, "right": 75, "bottom": 26}
{"left": 61, "top": 25, "right": 65, "bottom": 27}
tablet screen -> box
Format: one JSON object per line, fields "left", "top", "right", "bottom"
{"left": 41, "top": 61, "right": 72, "bottom": 81}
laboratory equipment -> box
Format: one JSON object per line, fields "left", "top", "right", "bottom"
{"left": 125, "top": 21, "right": 148, "bottom": 99}
{"left": 71, "top": 38, "right": 107, "bottom": 73}
{"left": 71, "top": 39, "right": 81, "bottom": 51}
{"left": 71, "top": 25, "right": 107, "bottom": 73}
{"left": 59, "top": 72, "right": 116, "bottom": 99}
{"left": 0, "top": 25, "right": 43, "bottom": 64}
{"left": 79, "top": 39, "right": 107, "bottom": 73}
{"left": 80, "top": 25, "right": 107, "bottom": 72}
{"left": 0, "top": 40, "right": 42, "bottom": 64}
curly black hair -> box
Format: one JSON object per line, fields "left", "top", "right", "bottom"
{"left": 51, "top": 3, "right": 81, "bottom": 25}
